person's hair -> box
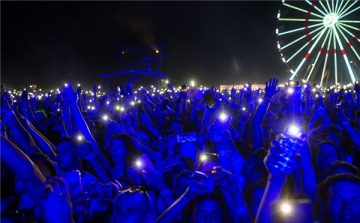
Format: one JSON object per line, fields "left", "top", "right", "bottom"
{"left": 166, "top": 118, "right": 183, "bottom": 130}
{"left": 327, "top": 160, "right": 359, "bottom": 176}
{"left": 312, "top": 141, "right": 343, "bottom": 172}
{"left": 317, "top": 173, "right": 360, "bottom": 203}
{"left": 111, "top": 187, "right": 156, "bottom": 223}
{"left": 29, "top": 153, "right": 56, "bottom": 177}
{"left": 109, "top": 134, "right": 142, "bottom": 168}
{"left": 188, "top": 188, "right": 229, "bottom": 223}
{"left": 322, "top": 126, "right": 342, "bottom": 139}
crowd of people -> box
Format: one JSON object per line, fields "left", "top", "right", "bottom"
{"left": 1, "top": 78, "right": 360, "bottom": 223}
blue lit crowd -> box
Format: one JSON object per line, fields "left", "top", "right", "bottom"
{"left": 1, "top": 79, "right": 360, "bottom": 223}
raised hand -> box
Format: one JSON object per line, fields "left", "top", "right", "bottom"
{"left": 212, "top": 166, "right": 237, "bottom": 193}
{"left": 62, "top": 82, "right": 77, "bottom": 105}
{"left": 264, "top": 140, "right": 301, "bottom": 180}
{"left": 264, "top": 78, "right": 280, "bottom": 98}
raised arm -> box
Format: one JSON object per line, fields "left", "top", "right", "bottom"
{"left": 1, "top": 135, "right": 46, "bottom": 204}
{"left": 1, "top": 96, "right": 42, "bottom": 156}
{"left": 62, "top": 82, "right": 110, "bottom": 170}
{"left": 252, "top": 78, "right": 279, "bottom": 151}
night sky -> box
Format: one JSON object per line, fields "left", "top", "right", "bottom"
{"left": 2, "top": 1, "right": 288, "bottom": 90}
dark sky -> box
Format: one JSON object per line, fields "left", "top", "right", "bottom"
{"left": 1, "top": 1, "right": 289, "bottom": 90}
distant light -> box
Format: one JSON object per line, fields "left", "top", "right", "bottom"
{"left": 190, "top": 81, "right": 195, "bottom": 87}
{"left": 281, "top": 203, "right": 292, "bottom": 214}
{"left": 116, "top": 105, "right": 120, "bottom": 110}
{"left": 102, "top": 115, "right": 109, "bottom": 121}
{"left": 131, "top": 101, "right": 135, "bottom": 106}
{"left": 200, "top": 155, "right": 207, "bottom": 161}
{"left": 120, "top": 107, "right": 125, "bottom": 112}
{"left": 77, "top": 135, "right": 83, "bottom": 141}
{"left": 288, "top": 125, "right": 300, "bottom": 136}
{"left": 288, "top": 88, "right": 294, "bottom": 94}
{"left": 91, "top": 106, "right": 95, "bottom": 110}
{"left": 219, "top": 113, "right": 228, "bottom": 122}
{"left": 242, "top": 107, "right": 246, "bottom": 111}
{"left": 64, "top": 83, "right": 68, "bottom": 87}
{"left": 155, "top": 50, "right": 159, "bottom": 54}
{"left": 106, "top": 101, "right": 110, "bottom": 105}
{"left": 78, "top": 84, "right": 80, "bottom": 87}
{"left": 136, "top": 160, "right": 142, "bottom": 168}
{"left": 258, "top": 98, "right": 263, "bottom": 103}
{"left": 98, "top": 86, "right": 101, "bottom": 89}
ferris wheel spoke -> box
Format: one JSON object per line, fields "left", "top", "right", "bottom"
{"left": 325, "top": 0, "right": 332, "bottom": 13}
{"left": 339, "top": 20, "right": 360, "bottom": 24}
{"left": 318, "top": 0, "right": 330, "bottom": 14}
{"left": 336, "top": 0, "right": 345, "bottom": 14}
{"left": 335, "top": 0, "right": 340, "bottom": 14}
{"left": 320, "top": 29, "right": 333, "bottom": 86}
{"left": 336, "top": 25, "right": 360, "bottom": 61}
{"left": 289, "top": 28, "right": 327, "bottom": 80}
{"left": 278, "top": 18, "right": 323, "bottom": 22}
{"left": 338, "top": 0, "right": 350, "bottom": 16}
{"left": 338, "top": 22, "right": 360, "bottom": 32}
{"left": 283, "top": 2, "right": 323, "bottom": 18}
{"left": 339, "top": 0, "right": 358, "bottom": 18}
{"left": 306, "top": 29, "right": 332, "bottom": 82}
{"left": 333, "top": 27, "right": 356, "bottom": 83}
{"left": 286, "top": 29, "right": 324, "bottom": 63}
{"left": 339, "top": 6, "right": 360, "bottom": 20}
{"left": 332, "top": 30, "right": 338, "bottom": 84}
{"left": 305, "top": 0, "right": 326, "bottom": 16}
{"left": 281, "top": 26, "right": 323, "bottom": 50}
{"left": 338, "top": 24, "right": 360, "bottom": 44}
{"left": 278, "top": 23, "right": 323, "bottom": 36}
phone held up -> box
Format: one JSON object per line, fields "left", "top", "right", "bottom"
{"left": 195, "top": 153, "right": 219, "bottom": 194}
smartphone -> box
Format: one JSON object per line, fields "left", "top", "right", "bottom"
{"left": 335, "top": 95, "right": 345, "bottom": 111}
{"left": 181, "top": 85, "right": 187, "bottom": 91}
{"left": 355, "top": 80, "right": 360, "bottom": 89}
{"left": 135, "top": 154, "right": 156, "bottom": 172}
{"left": 271, "top": 199, "right": 314, "bottom": 223}
{"left": 203, "top": 90, "right": 216, "bottom": 108}
{"left": 289, "top": 80, "right": 300, "bottom": 87}
{"left": 177, "top": 132, "right": 196, "bottom": 143}
{"left": 197, "top": 153, "right": 219, "bottom": 175}
{"left": 126, "top": 83, "right": 133, "bottom": 96}
{"left": 271, "top": 128, "right": 307, "bottom": 174}
{"left": 197, "top": 153, "right": 219, "bottom": 194}
{"left": 61, "top": 170, "right": 82, "bottom": 194}
{"left": 164, "top": 155, "right": 182, "bottom": 169}
{"left": 288, "top": 86, "right": 302, "bottom": 113}
{"left": 56, "top": 108, "right": 61, "bottom": 118}
{"left": 214, "top": 114, "right": 232, "bottom": 130}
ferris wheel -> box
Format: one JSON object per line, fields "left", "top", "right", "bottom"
{"left": 277, "top": 0, "right": 360, "bottom": 87}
